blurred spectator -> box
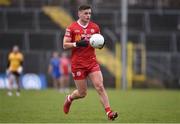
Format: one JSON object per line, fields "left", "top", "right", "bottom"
{"left": 6, "top": 45, "right": 24, "bottom": 96}
{"left": 60, "top": 52, "right": 70, "bottom": 93}
{"left": 48, "top": 51, "right": 61, "bottom": 91}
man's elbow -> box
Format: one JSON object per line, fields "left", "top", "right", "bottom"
{"left": 63, "top": 44, "right": 68, "bottom": 50}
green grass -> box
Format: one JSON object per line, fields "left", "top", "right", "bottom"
{"left": 0, "top": 89, "right": 180, "bottom": 123}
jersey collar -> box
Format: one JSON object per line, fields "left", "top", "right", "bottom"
{"left": 77, "top": 20, "right": 89, "bottom": 28}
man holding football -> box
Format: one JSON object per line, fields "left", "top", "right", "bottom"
{"left": 63, "top": 5, "right": 118, "bottom": 120}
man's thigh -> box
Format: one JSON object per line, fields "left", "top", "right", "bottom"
{"left": 88, "top": 71, "right": 103, "bottom": 87}
{"left": 74, "top": 79, "right": 87, "bottom": 93}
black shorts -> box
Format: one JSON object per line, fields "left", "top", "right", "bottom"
{"left": 10, "top": 71, "right": 20, "bottom": 77}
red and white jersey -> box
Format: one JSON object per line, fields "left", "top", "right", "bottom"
{"left": 64, "top": 21, "right": 100, "bottom": 69}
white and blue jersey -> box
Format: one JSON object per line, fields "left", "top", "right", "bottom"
{"left": 50, "top": 58, "right": 61, "bottom": 79}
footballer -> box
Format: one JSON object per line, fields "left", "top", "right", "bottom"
{"left": 62, "top": 5, "right": 118, "bottom": 120}
{"left": 6, "top": 45, "right": 24, "bottom": 96}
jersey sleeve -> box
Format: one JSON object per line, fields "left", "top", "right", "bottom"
{"left": 96, "top": 25, "right": 101, "bottom": 34}
{"left": 64, "top": 26, "right": 73, "bottom": 38}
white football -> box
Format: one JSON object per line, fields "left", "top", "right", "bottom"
{"left": 90, "top": 34, "right": 105, "bottom": 49}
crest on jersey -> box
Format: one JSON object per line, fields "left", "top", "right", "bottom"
{"left": 76, "top": 71, "right": 81, "bottom": 76}
{"left": 91, "top": 29, "right": 95, "bottom": 33}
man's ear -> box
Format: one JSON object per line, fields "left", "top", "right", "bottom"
{"left": 78, "top": 11, "right": 81, "bottom": 18}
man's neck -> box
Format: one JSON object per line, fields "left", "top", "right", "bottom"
{"left": 77, "top": 19, "right": 89, "bottom": 28}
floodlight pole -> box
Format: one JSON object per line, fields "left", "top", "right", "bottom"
{"left": 121, "top": 0, "right": 128, "bottom": 90}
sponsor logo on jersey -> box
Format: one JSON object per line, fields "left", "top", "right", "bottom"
{"left": 75, "top": 30, "right": 80, "bottom": 33}
{"left": 74, "top": 34, "right": 81, "bottom": 42}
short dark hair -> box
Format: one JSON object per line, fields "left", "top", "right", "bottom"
{"left": 78, "top": 5, "right": 91, "bottom": 11}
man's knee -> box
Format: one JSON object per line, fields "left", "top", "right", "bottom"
{"left": 95, "top": 83, "right": 105, "bottom": 93}
{"left": 78, "top": 90, "right": 87, "bottom": 98}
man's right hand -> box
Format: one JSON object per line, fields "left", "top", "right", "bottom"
{"left": 75, "top": 40, "right": 88, "bottom": 47}
{"left": 17, "top": 66, "right": 23, "bottom": 74}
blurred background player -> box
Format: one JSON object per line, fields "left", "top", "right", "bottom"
{"left": 62, "top": 5, "right": 118, "bottom": 120}
{"left": 6, "top": 45, "right": 24, "bottom": 96}
{"left": 60, "top": 52, "right": 70, "bottom": 93}
{"left": 48, "top": 51, "right": 61, "bottom": 91}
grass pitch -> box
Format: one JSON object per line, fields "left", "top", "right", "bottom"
{"left": 0, "top": 89, "right": 180, "bottom": 123}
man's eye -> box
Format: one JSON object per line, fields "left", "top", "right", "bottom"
{"left": 85, "top": 12, "right": 91, "bottom": 15}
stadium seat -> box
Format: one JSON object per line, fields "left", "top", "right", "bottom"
{"left": 23, "top": 0, "right": 45, "bottom": 8}
{"left": 29, "top": 33, "right": 57, "bottom": 50}
{"left": 146, "top": 55, "right": 171, "bottom": 79}
{"left": 92, "top": 13, "right": 115, "bottom": 30}
{"left": 150, "top": 13, "right": 178, "bottom": 31}
{"left": 146, "top": 34, "right": 172, "bottom": 52}
{"left": 0, "top": 32, "right": 24, "bottom": 50}
{"left": 171, "top": 55, "right": 180, "bottom": 78}
{"left": 128, "top": 33, "right": 140, "bottom": 43}
{"left": 128, "top": 13, "right": 144, "bottom": 31}
{"left": 0, "top": 11, "right": 4, "bottom": 30}
{"left": 23, "top": 52, "right": 48, "bottom": 73}
{"left": 0, "top": 0, "right": 11, "bottom": 6}
{"left": 177, "top": 35, "right": 180, "bottom": 52}
{"left": 39, "top": 12, "right": 61, "bottom": 30}
{"left": 7, "top": 11, "right": 34, "bottom": 30}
